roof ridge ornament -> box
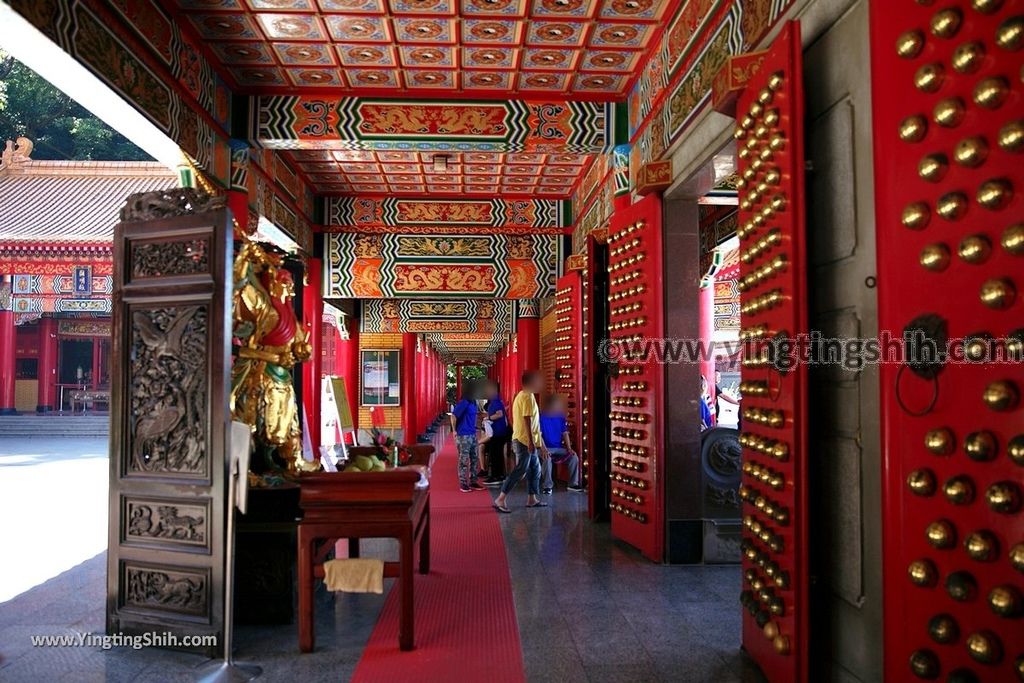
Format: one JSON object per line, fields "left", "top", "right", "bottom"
{"left": 0, "top": 137, "right": 34, "bottom": 175}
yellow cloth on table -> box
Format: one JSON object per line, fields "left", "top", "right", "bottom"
{"left": 323, "top": 558, "right": 384, "bottom": 594}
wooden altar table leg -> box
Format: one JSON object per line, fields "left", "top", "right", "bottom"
{"left": 297, "top": 528, "right": 315, "bottom": 653}
{"left": 399, "top": 527, "right": 414, "bottom": 651}
{"left": 419, "top": 503, "right": 430, "bottom": 575}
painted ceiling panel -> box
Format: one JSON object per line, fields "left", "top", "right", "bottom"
{"left": 169, "top": 0, "right": 677, "bottom": 98}
{"left": 287, "top": 150, "right": 592, "bottom": 196}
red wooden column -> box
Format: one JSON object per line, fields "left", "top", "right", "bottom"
{"left": 515, "top": 300, "right": 540, "bottom": 382}
{"left": 226, "top": 189, "right": 249, "bottom": 237}
{"left": 0, "top": 300, "right": 16, "bottom": 415}
{"left": 415, "top": 336, "right": 428, "bottom": 439}
{"left": 504, "top": 341, "right": 516, "bottom": 399}
{"left": 401, "top": 333, "right": 417, "bottom": 443}
{"left": 438, "top": 353, "right": 445, "bottom": 413}
{"left": 335, "top": 313, "right": 359, "bottom": 436}
{"left": 302, "top": 258, "right": 324, "bottom": 450}
{"left": 430, "top": 349, "right": 438, "bottom": 416}
{"left": 436, "top": 350, "right": 443, "bottom": 414}
{"left": 36, "top": 316, "right": 58, "bottom": 413}
{"left": 431, "top": 348, "right": 437, "bottom": 416}
{"left": 499, "top": 344, "right": 506, "bottom": 397}
{"left": 424, "top": 342, "right": 434, "bottom": 429}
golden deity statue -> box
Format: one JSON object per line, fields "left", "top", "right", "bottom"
{"left": 231, "top": 239, "right": 319, "bottom": 473}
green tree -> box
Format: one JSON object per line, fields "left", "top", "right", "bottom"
{"left": 0, "top": 51, "right": 151, "bottom": 161}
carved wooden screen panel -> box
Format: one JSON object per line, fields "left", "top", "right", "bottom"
{"left": 734, "top": 21, "right": 810, "bottom": 683}
{"left": 554, "top": 273, "right": 583, "bottom": 480}
{"left": 607, "top": 193, "right": 665, "bottom": 562}
{"left": 107, "top": 191, "right": 233, "bottom": 655}
{"left": 871, "top": 2, "right": 1024, "bottom": 681}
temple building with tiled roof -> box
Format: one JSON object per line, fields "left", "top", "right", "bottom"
{"left": 0, "top": 138, "right": 176, "bottom": 413}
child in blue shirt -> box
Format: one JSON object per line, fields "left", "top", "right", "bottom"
{"left": 538, "top": 394, "right": 583, "bottom": 494}
{"left": 452, "top": 380, "right": 484, "bottom": 492}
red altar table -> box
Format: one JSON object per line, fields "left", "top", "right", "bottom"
{"left": 297, "top": 469, "right": 430, "bottom": 652}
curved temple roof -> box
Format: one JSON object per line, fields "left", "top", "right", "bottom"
{"left": 0, "top": 154, "right": 177, "bottom": 246}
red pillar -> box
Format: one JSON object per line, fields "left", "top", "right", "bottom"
{"left": 497, "top": 346, "right": 506, "bottom": 395}
{"left": 36, "top": 317, "right": 58, "bottom": 412}
{"left": 226, "top": 190, "right": 249, "bottom": 237}
{"left": 415, "top": 336, "right": 427, "bottom": 438}
{"left": 401, "top": 332, "right": 417, "bottom": 443}
{"left": 516, "top": 317, "right": 540, "bottom": 384}
{"left": 91, "top": 337, "right": 101, "bottom": 390}
{"left": 302, "top": 258, "right": 324, "bottom": 450}
{"left": 0, "top": 306, "right": 16, "bottom": 414}
{"left": 437, "top": 352, "right": 444, "bottom": 414}
{"left": 432, "top": 351, "right": 438, "bottom": 413}
{"left": 504, "top": 342, "right": 515, "bottom": 400}
{"left": 338, "top": 314, "right": 359, "bottom": 436}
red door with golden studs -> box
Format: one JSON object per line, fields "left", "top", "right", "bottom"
{"left": 871, "top": 1, "right": 1024, "bottom": 681}
{"left": 607, "top": 193, "right": 665, "bottom": 562}
{"left": 734, "top": 21, "right": 810, "bottom": 683}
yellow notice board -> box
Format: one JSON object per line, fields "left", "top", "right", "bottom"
{"left": 330, "top": 376, "right": 354, "bottom": 429}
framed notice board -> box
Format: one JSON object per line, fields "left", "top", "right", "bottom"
{"left": 360, "top": 349, "right": 401, "bottom": 406}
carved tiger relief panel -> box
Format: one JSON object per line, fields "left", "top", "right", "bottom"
{"left": 121, "top": 562, "right": 210, "bottom": 621}
{"left": 122, "top": 497, "right": 211, "bottom": 553}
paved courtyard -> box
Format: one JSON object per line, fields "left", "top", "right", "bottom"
{"left": 0, "top": 437, "right": 110, "bottom": 602}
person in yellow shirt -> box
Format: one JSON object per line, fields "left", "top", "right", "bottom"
{"left": 493, "top": 370, "right": 548, "bottom": 513}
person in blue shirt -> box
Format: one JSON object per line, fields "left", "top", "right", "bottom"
{"left": 482, "top": 380, "right": 510, "bottom": 485}
{"left": 452, "top": 380, "right": 484, "bottom": 492}
{"left": 700, "top": 375, "right": 715, "bottom": 431}
{"left": 538, "top": 394, "right": 583, "bottom": 495}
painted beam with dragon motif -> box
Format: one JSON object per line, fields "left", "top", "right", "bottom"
{"left": 361, "top": 299, "right": 514, "bottom": 334}
{"left": 255, "top": 96, "right": 614, "bottom": 154}
{"left": 325, "top": 232, "right": 560, "bottom": 300}
{"left": 323, "top": 196, "right": 568, "bottom": 230}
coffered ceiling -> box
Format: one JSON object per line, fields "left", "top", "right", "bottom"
{"left": 171, "top": 0, "right": 675, "bottom": 99}
{"left": 287, "top": 148, "right": 591, "bottom": 196}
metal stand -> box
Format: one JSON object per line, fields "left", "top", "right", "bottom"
{"left": 196, "top": 435, "right": 262, "bottom": 683}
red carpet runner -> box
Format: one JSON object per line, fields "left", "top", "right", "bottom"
{"left": 350, "top": 436, "right": 526, "bottom": 683}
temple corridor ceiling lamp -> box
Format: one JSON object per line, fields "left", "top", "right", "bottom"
{"left": 432, "top": 154, "right": 450, "bottom": 173}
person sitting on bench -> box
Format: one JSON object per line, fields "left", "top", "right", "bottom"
{"left": 539, "top": 394, "right": 584, "bottom": 495}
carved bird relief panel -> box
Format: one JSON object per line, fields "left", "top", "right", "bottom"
{"left": 127, "top": 305, "right": 209, "bottom": 478}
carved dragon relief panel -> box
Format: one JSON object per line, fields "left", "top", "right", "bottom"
{"left": 131, "top": 238, "right": 211, "bottom": 279}
{"left": 121, "top": 562, "right": 209, "bottom": 620}
{"left": 123, "top": 497, "right": 210, "bottom": 552}
{"left": 127, "top": 305, "right": 209, "bottom": 479}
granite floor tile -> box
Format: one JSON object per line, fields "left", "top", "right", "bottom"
{"left": 584, "top": 659, "right": 662, "bottom": 683}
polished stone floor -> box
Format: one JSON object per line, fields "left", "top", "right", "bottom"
{"left": 497, "top": 488, "right": 765, "bottom": 683}
{"left": 0, "top": 435, "right": 763, "bottom": 683}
